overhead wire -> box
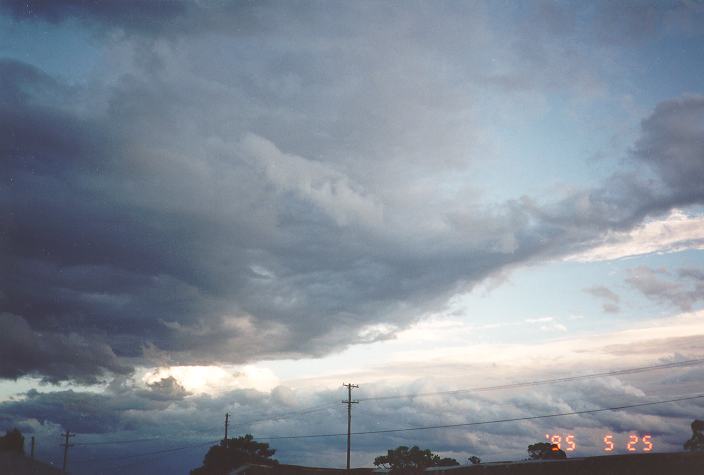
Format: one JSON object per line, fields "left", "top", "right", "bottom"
{"left": 64, "top": 357, "right": 704, "bottom": 471}
{"left": 236, "top": 401, "right": 342, "bottom": 426}
{"left": 74, "top": 437, "right": 162, "bottom": 446}
{"left": 66, "top": 405, "right": 335, "bottom": 460}
{"left": 256, "top": 393, "right": 704, "bottom": 440}
{"left": 72, "top": 439, "right": 219, "bottom": 464}
{"left": 356, "top": 358, "right": 704, "bottom": 402}
{"left": 75, "top": 392, "right": 704, "bottom": 469}
{"left": 227, "top": 358, "right": 704, "bottom": 429}
{"left": 100, "top": 440, "right": 221, "bottom": 473}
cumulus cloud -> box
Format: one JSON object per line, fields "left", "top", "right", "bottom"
{"left": 584, "top": 286, "right": 621, "bottom": 313}
{"left": 0, "top": 307, "right": 701, "bottom": 473}
{"left": 626, "top": 267, "right": 704, "bottom": 311}
{"left": 141, "top": 376, "right": 190, "bottom": 401}
{"left": 1, "top": 358, "right": 701, "bottom": 473}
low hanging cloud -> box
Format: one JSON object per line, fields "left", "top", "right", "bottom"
{"left": 1, "top": 356, "right": 702, "bottom": 473}
{"left": 1, "top": 307, "right": 703, "bottom": 473}
{"left": 0, "top": 313, "right": 131, "bottom": 384}
{"left": 1, "top": 3, "right": 704, "bottom": 385}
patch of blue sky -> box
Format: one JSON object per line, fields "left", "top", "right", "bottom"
{"left": 456, "top": 262, "right": 621, "bottom": 340}
{"left": 456, "top": 248, "right": 703, "bottom": 343}
{"left": 473, "top": 97, "right": 629, "bottom": 204}
{"left": 0, "top": 15, "right": 101, "bottom": 83}
{"left": 629, "top": 32, "right": 704, "bottom": 104}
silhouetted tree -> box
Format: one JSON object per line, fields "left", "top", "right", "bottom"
{"left": 0, "top": 428, "right": 24, "bottom": 454}
{"left": 373, "top": 445, "right": 459, "bottom": 474}
{"left": 468, "top": 455, "right": 481, "bottom": 464}
{"left": 527, "top": 442, "right": 566, "bottom": 460}
{"left": 190, "top": 434, "right": 277, "bottom": 475}
{"left": 684, "top": 419, "right": 704, "bottom": 451}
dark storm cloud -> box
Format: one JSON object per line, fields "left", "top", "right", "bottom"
{"left": 0, "top": 313, "right": 131, "bottom": 384}
{"left": 1, "top": 1, "right": 704, "bottom": 384}
{"left": 0, "top": 51, "right": 530, "bottom": 380}
{"left": 632, "top": 95, "right": 704, "bottom": 204}
{"left": 0, "top": 377, "right": 191, "bottom": 434}
{"left": 0, "top": 0, "right": 190, "bottom": 34}
{"left": 0, "top": 389, "right": 123, "bottom": 434}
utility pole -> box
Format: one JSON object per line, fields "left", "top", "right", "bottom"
{"left": 224, "top": 413, "right": 230, "bottom": 448}
{"left": 30, "top": 436, "right": 35, "bottom": 459}
{"left": 341, "top": 383, "right": 358, "bottom": 473}
{"left": 61, "top": 431, "right": 74, "bottom": 474}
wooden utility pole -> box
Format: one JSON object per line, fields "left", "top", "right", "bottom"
{"left": 61, "top": 431, "right": 74, "bottom": 474}
{"left": 341, "top": 383, "right": 358, "bottom": 473}
{"left": 224, "top": 413, "right": 230, "bottom": 448}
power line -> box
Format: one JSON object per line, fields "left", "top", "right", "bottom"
{"left": 72, "top": 403, "right": 341, "bottom": 447}
{"left": 356, "top": 358, "right": 704, "bottom": 402}
{"left": 72, "top": 440, "right": 218, "bottom": 464}
{"left": 63, "top": 358, "right": 704, "bottom": 452}
{"left": 232, "top": 358, "right": 704, "bottom": 428}
{"left": 100, "top": 442, "right": 212, "bottom": 474}
{"left": 101, "top": 440, "right": 220, "bottom": 473}
{"left": 236, "top": 402, "right": 342, "bottom": 427}
{"left": 68, "top": 406, "right": 341, "bottom": 460}
{"left": 256, "top": 393, "right": 704, "bottom": 440}
{"left": 68, "top": 392, "right": 704, "bottom": 470}
{"left": 228, "top": 359, "right": 704, "bottom": 429}
{"left": 74, "top": 437, "right": 162, "bottom": 446}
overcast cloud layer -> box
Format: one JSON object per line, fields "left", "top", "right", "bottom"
{"left": 2, "top": 0, "right": 703, "bottom": 383}
{"left": 1, "top": 2, "right": 704, "bottom": 474}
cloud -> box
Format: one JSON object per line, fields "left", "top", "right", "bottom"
{"left": 141, "top": 376, "right": 190, "bottom": 401}
{"left": 584, "top": 286, "right": 621, "bottom": 313}
{"left": 1, "top": 3, "right": 704, "bottom": 386}
{"left": 0, "top": 308, "right": 701, "bottom": 473}
{"left": 140, "top": 365, "right": 280, "bottom": 395}
{"left": 626, "top": 267, "right": 704, "bottom": 312}
{"left": 567, "top": 210, "right": 704, "bottom": 262}
{"left": 240, "top": 133, "right": 383, "bottom": 228}
{"left": 632, "top": 95, "right": 704, "bottom": 201}
{"left": 0, "top": 0, "right": 192, "bottom": 34}
{"left": 2, "top": 356, "right": 702, "bottom": 473}
{"left": 0, "top": 313, "right": 131, "bottom": 384}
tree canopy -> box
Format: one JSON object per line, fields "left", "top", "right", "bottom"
{"left": 527, "top": 442, "right": 566, "bottom": 460}
{"left": 684, "top": 419, "right": 704, "bottom": 452}
{"left": 0, "top": 428, "right": 24, "bottom": 454}
{"left": 373, "top": 445, "right": 459, "bottom": 474}
{"left": 190, "top": 434, "right": 277, "bottom": 475}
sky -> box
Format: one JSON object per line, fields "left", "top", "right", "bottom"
{"left": 1, "top": 0, "right": 704, "bottom": 473}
